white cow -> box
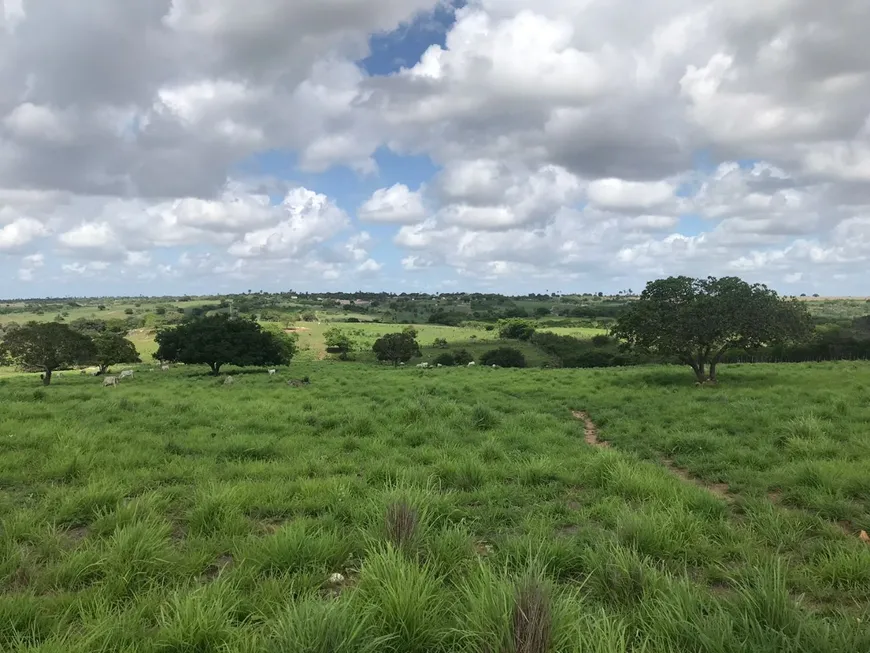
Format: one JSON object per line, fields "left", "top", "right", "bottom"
{"left": 268, "top": 369, "right": 276, "bottom": 376}
{"left": 468, "top": 362, "right": 476, "bottom": 367}
{"left": 161, "top": 364, "right": 170, "bottom": 371}
{"left": 102, "top": 376, "right": 119, "bottom": 387}
{"left": 224, "top": 376, "right": 234, "bottom": 385}
{"left": 119, "top": 370, "right": 134, "bottom": 380}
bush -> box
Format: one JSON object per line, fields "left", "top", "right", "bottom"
{"left": 428, "top": 310, "right": 462, "bottom": 326}
{"left": 480, "top": 347, "right": 526, "bottom": 368}
{"left": 433, "top": 353, "right": 455, "bottom": 367}
{"left": 433, "top": 338, "right": 449, "bottom": 349}
{"left": 124, "top": 308, "right": 134, "bottom": 315}
{"left": 591, "top": 334, "right": 611, "bottom": 347}
{"left": 452, "top": 349, "right": 474, "bottom": 365}
{"left": 498, "top": 319, "right": 536, "bottom": 341}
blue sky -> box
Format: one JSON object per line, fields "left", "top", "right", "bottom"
{"left": 1, "top": 0, "right": 868, "bottom": 298}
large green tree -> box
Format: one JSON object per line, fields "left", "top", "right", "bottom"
{"left": 94, "top": 333, "right": 140, "bottom": 374}
{"left": 612, "top": 276, "right": 812, "bottom": 383}
{"left": 498, "top": 318, "right": 536, "bottom": 341}
{"left": 372, "top": 332, "right": 421, "bottom": 367}
{"left": 155, "top": 314, "right": 293, "bottom": 374}
{"left": 323, "top": 328, "right": 354, "bottom": 360}
{"left": 1, "top": 322, "right": 97, "bottom": 385}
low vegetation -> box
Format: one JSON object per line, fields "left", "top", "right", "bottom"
{"left": 1, "top": 362, "right": 869, "bottom": 651}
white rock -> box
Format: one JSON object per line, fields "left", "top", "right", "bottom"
{"left": 328, "top": 572, "right": 345, "bottom": 584}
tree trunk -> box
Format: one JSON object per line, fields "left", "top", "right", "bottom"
{"left": 209, "top": 362, "right": 222, "bottom": 375}
{"left": 688, "top": 361, "right": 707, "bottom": 383}
{"left": 99, "top": 364, "right": 108, "bottom": 374}
{"left": 42, "top": 369, "right": 52, "bottom": 386}
{"left": 708, "top": 362, "right": 718, "bottom": 383}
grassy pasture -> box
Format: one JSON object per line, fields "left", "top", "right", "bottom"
{"left": 1, "top": 361, "right": 869, "bottom": 651}
{"left": 282, "top": 321, "right": 607, "bottom": 362}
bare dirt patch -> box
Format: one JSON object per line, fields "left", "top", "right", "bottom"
{"left": 661, "top": 458, "right": 731, "bottom": 501}
{"left": 201, "top": 554, "right": 234, "bottom": 582}
{"left": 64, "top": 526, "right": 89, "bottom": 542}
{"left": 571, "top": 411, "right": 610, "bottom": 448}
{"left": 473, "top": 540, "right": 494, "bottom": 557}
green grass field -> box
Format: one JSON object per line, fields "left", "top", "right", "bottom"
{"left": 268, "top": 321, "right": 606, "bottom": 363}
{"left": 2, "top": 361, "right": 869, "bottom": 651}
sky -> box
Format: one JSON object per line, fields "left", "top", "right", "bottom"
{"left": 1, "top": 0, "right": 869, "bottom": 299}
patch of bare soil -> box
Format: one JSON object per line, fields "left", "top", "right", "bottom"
{"left": 474, "top": 541, "right": 494, "bottom": 557}
{"left": 284, "top": 327, "right": 311, "bottom": 332}
{"left": 661, "top": 458, "right": 731, "bottom": 501}
{"left": 200, "top": 554, "right": 234, "bottom": 582}
{"left": 571, "top": 411, "right": 610, "bottom": 448}
{"left": 65, "top": 526, "right": 89, "bottom": 542}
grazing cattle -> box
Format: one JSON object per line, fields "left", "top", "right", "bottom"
{"left": 468, "top": 362, "right": 476, "bottom": 367}
{"left": 416, "top": 362, "right": 430, "bottom": 369}
{"left": 119, "top": 370, "right": 134, "bottom": 380}
{"left": 268, "top": 369, "right": 276, "bottom": 376}
{"left": 102, "top": 376, "right": 118, "bottom": 387}
{"left": 437, "top": 363, "right": 443, "bottom": 368}
{"left": 161, "top": 365, "right": 170, "bottom": 371}
{"left": 224, "top": 376, "right": 234, "bottom": 385}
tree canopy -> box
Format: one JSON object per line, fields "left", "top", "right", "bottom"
{"left": 372, "top": 332, "right": 421, "bottom": 366}
{"left": 155, "top": 314, "right": 293, "bottom": 374}
{"left": 323, "top": 328, "right": 354, "bottom": 360}
{"left": 498, "top": 318, "right": 536, "bottom": 341}
{"left": 1, "top": 322, "right": 97, "bottom": 385}
{"left": 94, "top": 333, "right": 140, "bottom": 374}
{"left": 612, "top": 276, "right": 812, "bottom": 382}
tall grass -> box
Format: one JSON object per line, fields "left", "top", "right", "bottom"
{"left": 1, "top": 361, "right": 869, "bottom": 650}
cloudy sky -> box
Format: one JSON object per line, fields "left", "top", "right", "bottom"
{"left": 1, "top": 0, "right": 869, "bottom": 298}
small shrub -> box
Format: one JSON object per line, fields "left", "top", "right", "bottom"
{"left": 124, "top": 308, "right": 134, "bottom": 315}
{"left": 480, "top": 347, "right": 526, "bottom": 368}
{"left": 433, "top": 338, "right": 449, "bottom": 349}
{"left": 498, "top": 319, "right": 536, "bottom": 341}
{"left": 591, "top": 334, "right": 611, "bottom": 347}
{"left": 433, "top": 353, "right": 455, "bottom": 367}
{"left": 452, "top": 349, "right": 474, "bottom": 365}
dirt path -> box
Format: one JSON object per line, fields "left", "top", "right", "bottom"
{"left": 571, "top": 411, "right": 609, "bottom": 448}
{"left": 570, "top": 412, "right": 870, "bottom": 542}
{"left": 571, "top": 410, "right": 730, "bottom": 501}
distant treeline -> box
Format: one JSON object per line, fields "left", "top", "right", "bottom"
{"left": 532, "top": 319, "right": 870, "bottom": 369}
